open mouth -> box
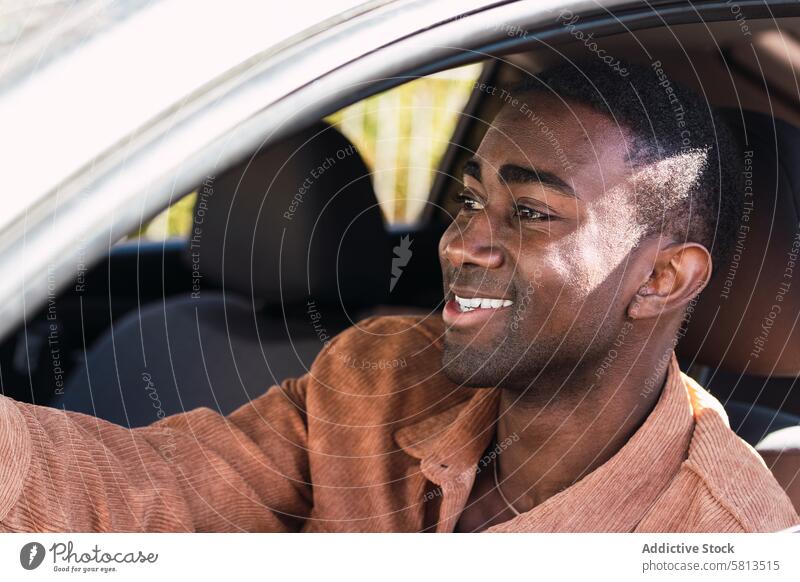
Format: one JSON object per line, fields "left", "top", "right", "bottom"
{"left": 443, "top": 290, "right": 515, "bottom": 327}
{"left": 454, "top": 294, "right": 513, "bottom": 312}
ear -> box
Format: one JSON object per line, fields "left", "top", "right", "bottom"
{"left": 627, "top": 242, "right": 712, "bottom": 320}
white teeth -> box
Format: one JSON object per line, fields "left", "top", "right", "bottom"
{"left": 454, "top": 294, "right": 514, "bottom": 312}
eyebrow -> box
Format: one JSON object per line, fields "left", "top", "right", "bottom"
{"left": 462, "top": 158, "right": 578, "bottom": 199}
{"left": 463, "top": 159, "right": 481, "bottom": 181}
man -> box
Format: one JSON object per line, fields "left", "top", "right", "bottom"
{"left": 0, "top": 61, "right": 797, "bottom": 533}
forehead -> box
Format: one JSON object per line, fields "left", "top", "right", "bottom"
{"left": 475, "top": 95, "right": 634, "bottom": 200}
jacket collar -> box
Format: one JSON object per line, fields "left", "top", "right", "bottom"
{"left": 393, "top": 385, "right": 501, "bottom": 486}
{"left": 487, "top": 354, "right": 696, "bottom": 532}
{"left": 392, "top": 354, "right": 698, "bottom": 532}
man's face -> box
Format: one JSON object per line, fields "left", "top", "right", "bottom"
{"left": 439, "top": 94, "right": 649, "bottom": 389}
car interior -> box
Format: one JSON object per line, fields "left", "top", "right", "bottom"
{"left": 1, "top": 16, "right": 797, "bottom": 511}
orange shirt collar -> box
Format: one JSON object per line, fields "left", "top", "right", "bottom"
{"left": 393, "top": 353, "right": 698, "bottom": 532}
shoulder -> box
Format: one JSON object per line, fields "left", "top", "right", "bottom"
{"left": 324, "top": 313, "right": 445, "bottom": 354}
{"left": 682, "top": 375, "right": 800, "bottom": 532}
{"left": 299, "top": 313, "right": 468, "bottom": 430}
{"left": 307, "top": 313, "right": 452, "bottom": 396}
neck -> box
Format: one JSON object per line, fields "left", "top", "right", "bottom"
{"left": 494, "top": 327, "right": 676, "bottom": 512}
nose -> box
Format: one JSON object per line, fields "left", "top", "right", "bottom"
{"left": 441, "top": 212, "right": 504, "bottom": 270}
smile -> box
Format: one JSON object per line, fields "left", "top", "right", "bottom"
{"left": 454, "top": 294, "right": 513, "bottom": 312}
{"left": 442, "top": 291, "right": 515, "bottom": 328}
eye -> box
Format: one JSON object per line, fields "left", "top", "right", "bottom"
{"left": 452, "top": 192, "right": 485, "bottom": 212}
{"left": 515, "top": 204, "right": 550, "bottom": 222}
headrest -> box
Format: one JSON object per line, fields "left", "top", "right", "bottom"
{"left": 189, "top": 122, "right": 388, "bottom": 309}
{"left": 678, "top": 111, "right": 800, "bottom": 377}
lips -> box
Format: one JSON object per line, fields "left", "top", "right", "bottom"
{"left": 454, "top": 294, "right": 513, "bottom": 312}
{"left": 443, "top": 288, "right": 515, "bottom": 327}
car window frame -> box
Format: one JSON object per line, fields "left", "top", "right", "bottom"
{"left": 1, "top": 0, "right": 798, "bottom": 342}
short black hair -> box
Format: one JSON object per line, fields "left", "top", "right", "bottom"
{"left": 507, "top": 59, "right": 742, "bottom": 272}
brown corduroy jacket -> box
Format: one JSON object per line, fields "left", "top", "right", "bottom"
{"left": 0, "top": 315, "right": 797, "bottom": 532}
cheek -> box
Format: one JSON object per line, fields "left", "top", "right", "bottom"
{"left": 543, "top": 217, "right": 641, "bottom": 300}
{"left": 515, "top": 250, "right": 575, "bottom": 308}
{"left": 535, "top": 234, "right": 601, "bottom": 300}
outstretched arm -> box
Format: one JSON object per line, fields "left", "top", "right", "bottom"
{"left": 0, "top": 374, "right": 311, "bottom": 532}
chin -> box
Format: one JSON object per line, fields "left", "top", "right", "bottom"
{"left": 441, "top": 341, "right": 508, "bottom": 387}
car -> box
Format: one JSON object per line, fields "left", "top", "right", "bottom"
{"left": 0, "top": 0, "right": 797, "bottom": 517}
